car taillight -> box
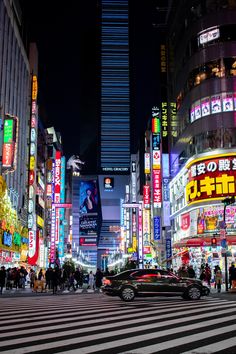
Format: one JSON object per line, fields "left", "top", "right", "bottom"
{"left": 103, "top": 278, "right": 111, "bottom": 286}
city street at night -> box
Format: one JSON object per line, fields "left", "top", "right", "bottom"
{"left": 0, "top": 293, "right": 236, "bottom": 353}
{"left": 2, "top": 1, "right": 236, "bottom": 353}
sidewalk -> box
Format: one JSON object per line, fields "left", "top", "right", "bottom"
{"left": 0, "top": 285, "right": 102, "bottom": 297}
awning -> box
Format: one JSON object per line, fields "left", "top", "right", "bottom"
{"left": 173, "top": 235, "right": 236, "bottom": 248}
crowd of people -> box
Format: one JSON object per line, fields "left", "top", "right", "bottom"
{"left": 0, "top": 265, "right": 109, "bottom": 295}
{"left": 176, "top": 262, "right": 236, "bottom": 293}
{"left": 0, "top": 266, "right": 28, "bottom": 294}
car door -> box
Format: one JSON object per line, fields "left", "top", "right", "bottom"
{"left": 131, "top": 270, "right": 163, "bottom": 294}
{"left": 159, "top": 271, "right": 185, "bottom": 295}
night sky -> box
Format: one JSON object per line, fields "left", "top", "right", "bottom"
{"left": 20, "top": 1, "right": 160, "bottom": 161}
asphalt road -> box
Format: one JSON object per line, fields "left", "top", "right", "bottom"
{"left": 0, "top": 291, "right": 236, "bottom": 353}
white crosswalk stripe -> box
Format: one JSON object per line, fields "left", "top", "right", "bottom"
{"left": 0, "top": 294, "right": 235, "bottom": 354}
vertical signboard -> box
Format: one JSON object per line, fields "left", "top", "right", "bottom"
{"left": 28, "top": 76, "right": 38, "bottom": 265}
{"left": 152, "top": 106, "right": 162, "bottom": 206}
{"left": 54, "top": 151, "right": 61, "bottom": 244}
{"left": 153, "top": 216, "right": 161, "bottom": 240}
{"left": 58, "top": 156, "right": 66, "bottom": 258}
{"left": 143, "top": 209, "right": 151, "bottom": 245}
{"left": 143, "top": 185, "right": 150, "bottom": 208}
{"left": 2, "top": 115, "right": 18, "bottom": 171}
{"left": 138, "top": 203, "right": 143, "bottom": 267}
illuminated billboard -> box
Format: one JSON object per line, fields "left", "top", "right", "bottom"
{"left": 186, "top": 153, "right": 236, "bottom": 205}
{"left": 79, "top": 179, "right": 98, "bottom": 214}
{"left": 2, "top": 115, "right": 18, "bottom": 170}
{"left": 79, "top": 214, "right": 98, "bottom": 235}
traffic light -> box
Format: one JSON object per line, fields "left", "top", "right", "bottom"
{"left": 211, "top": 236, "right": 217, "bottom": 246}
{"left": 223, "top": 196, "right": 235, "bottom": 206}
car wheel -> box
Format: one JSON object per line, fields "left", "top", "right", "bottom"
{"left": 186, "top": 286, "right": 201, "bottom": 300}
{"left": 120, "top": 286, "right": 135, "bottom": 301}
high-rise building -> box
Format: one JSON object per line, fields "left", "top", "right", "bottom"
{"left": 95, "top": 0, "right": 131, "bottom": 268}
{"left": 0, "top": 0, "right": 31, "bottom": 266}
{"left": 99, "top": 0, "right": 130, "bottom": 172}
{"left": 165, "top": 0, "right": 236, "bottom": 273}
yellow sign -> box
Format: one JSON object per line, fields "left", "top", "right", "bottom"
{"left": 0, "top": 176, "right": 7, "bottom": 197}
{"left": 32, "top": 76, "right": 38, "bottom": 100}
{"left": 30, "top": 156, "right": 35, "bottom": 170}
{"left": 132, "top": 237, "right": 137, "bottom": 251}
{"left": 37, "top": 215, "right": 44, "bottom": 228}
{"left": 186, "top": 153, "right": 236, "bottom": 205}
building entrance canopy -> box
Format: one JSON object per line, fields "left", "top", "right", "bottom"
{"left": 173, "top": 236, "right": 236, "bottom": 248}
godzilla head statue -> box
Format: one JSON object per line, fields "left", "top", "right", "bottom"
{"left": 67, "top": 155, "right": 85, "bottom": 171}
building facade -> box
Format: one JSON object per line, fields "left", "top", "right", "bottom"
{"left": 167, "top": 0, "right": 236, "bottom": 275}
{"left": 0, "top": 0, "right": 30, "bottom": 266}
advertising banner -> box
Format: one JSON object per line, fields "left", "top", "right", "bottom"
{"left": 79, "top": 214, "right": 98, "bottom": 234}
{"left": 153, "top": 216, "right": 161, "bottom": 240}
{"left": 143, "top": 185, "right": 150, "bottom": 208}
{"left": 186, "top": 153, "right": 236, "bottom": 205}
{"left": 153, "top": 170, "right": 162, "bottom": 207}
{"left": 79, "top": 179, "right": 98, "bottom": 214}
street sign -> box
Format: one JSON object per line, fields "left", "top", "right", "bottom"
{"left": 220, "top": 229, "right": 226, "bottom": 239}
{"left": 221, "top": 238, "right": 227, "bottom": 248}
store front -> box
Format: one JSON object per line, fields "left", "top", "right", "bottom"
{"left": 0, "top": 176, "right": 29, "bottom": 268}
{"left": 169, "top": 151, "right": 236, "bottom": 278}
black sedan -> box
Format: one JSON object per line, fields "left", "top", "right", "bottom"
{"left": 102, "top": 268, "right": 210, "bottom": 301}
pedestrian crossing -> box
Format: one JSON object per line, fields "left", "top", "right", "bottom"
{"left": 0, "top": 294, "right": 235, "bottom": 353}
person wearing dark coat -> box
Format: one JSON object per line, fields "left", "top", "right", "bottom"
{"left": 187, "top": 265, "right": 196, "bottom": 278}
{"left": 0, "top": 266, "right": 6, "bottom": 294}
{"left": 95, "top": 268, "right": 103, "bottom": 289}
{"left": 51, "top": 269, "right": 59, "bottom": 294}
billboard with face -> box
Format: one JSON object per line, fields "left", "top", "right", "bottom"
{"left": 79, "top": 179, "right": 98, "bottom": 214}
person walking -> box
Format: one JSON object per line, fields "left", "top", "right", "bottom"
{"left": 95, "top": 268, "right": 103, "bottom": 290}
{"left": 29, "top": 269, "right": 37, "bottom": 288}
{"left": 68, "top": 272, "right": 76, "bottom": 291}
{"left": 88, "top": 271, "right": 95, "bottom": 290}
{"left": 0, "top": 266, "right": 6, "bottom": 295}
{"left": 51, "top": 269, "right": 59, "bottom": 295}
{"left": 215, "top": 267, "right": 223, "bottom": 293}
{"left": 45, "top": 267, "right": 53, "bottom": 290}
{"left": 38, "top": 269, "right": 44, "bottom": 280}
{"left": 205, "top": 264, "right": 212, "bottom": 286}
{"left": 74, "top": 268, "right": 81, "bottom": 289}
{"left": 229, "top": 264, "right": 236, "bottom": 289}
{"left": 187, "top": 265, "right": 196, "bottom": 278}
{"left": 178, "top": 266, "right": 189, "bottom": 278}
{"left": 229, "top": 263, "right": 235, "bottom": 289}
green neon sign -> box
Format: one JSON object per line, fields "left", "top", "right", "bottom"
{"left": 3, "top": 119, "right": 13, "bottom": 143}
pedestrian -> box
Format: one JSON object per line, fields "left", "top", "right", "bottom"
{"left": 215, "top": 267, "right": 223, "bottom": 293}
{"left": 0, "top": 266, "right": 6, "bottom": 295}
{"left": 38, "top": 269, "right": 44, "bottom": 280}
{"left": 88, "top": 271, "right": 95, "bottom": 290}
{"left": 29, "top": 269, "right": 37, "bottom": 288}
{"left": 178, "top": 266, "right": 189, "bottom": 278}
{"left": 229, "top": 264, "right": 236, "bottom": 289}
{"left": 45, "top": 267, "right": 52, "bottom": 290}
{"left": 205, "top": 264, "right": 211, "bottom": 286}
{"left": 68, "top": 272, "right": 76, "bottom": 291}
{"left": 51, "top": 269, "right": 59, "bottom": 295}
{"left": 187, "top": 265, "right": 196, "bottom": 278}
{"left": 229, "top": 263, "right": 235, "bottom": 289}
{"left": 95, "top": 268, "right": 103, "bottom": 289}
{"left": 74, "top": 268, "right": 81, "bottom": 289}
